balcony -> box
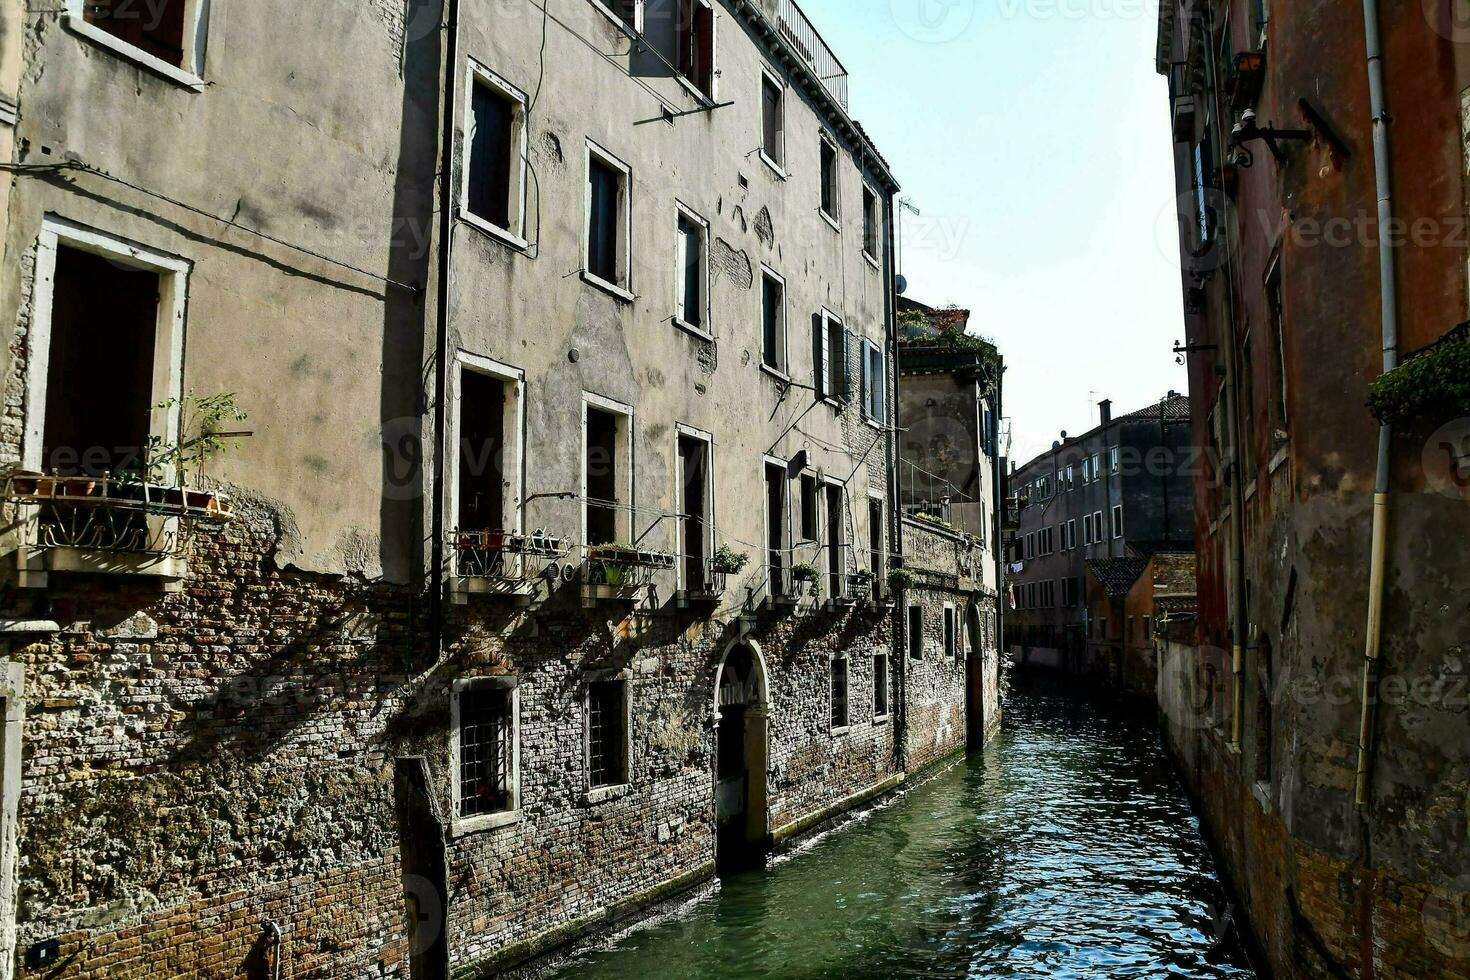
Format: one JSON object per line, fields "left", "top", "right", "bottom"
{"left": 4, "top": 471, "right": 232, "bottom": 586}
{"left": 581, "top": 544, "right": 677, "bottom": 607}
{"left": 448, "top": 529, "right": 571, "bottom": 605}
{"left": 775, "top": 0, "right": 849, "bottom": 110}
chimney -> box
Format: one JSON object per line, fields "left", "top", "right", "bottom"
{"left": 1099, "top": 399, "right": 1112, "bottom": 425}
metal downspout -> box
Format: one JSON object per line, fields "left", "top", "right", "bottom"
{"left": 1354, "top": 0, "right": 1398, "bottom": 810}
{"left": 883, "top": 191, "right": 906, "bottom": 773}
{"left": 430, "top": 0, "right": 461, "bottom": 662}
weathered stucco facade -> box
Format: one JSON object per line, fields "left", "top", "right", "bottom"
{"left": 1158, "top": 1, "right": 1470, "bottom": 977}
{"left": 0, "top": 1, "right": 999, "bottom": 977}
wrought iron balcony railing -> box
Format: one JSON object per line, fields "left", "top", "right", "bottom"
{"left": 776, "top": 0, "right": 849, "bottom": 110}
{"left": 5, "top": 472, "right": 231, "bottom": 555}
{"left": 450, "top": 529, "right": 571, "bottom": 582}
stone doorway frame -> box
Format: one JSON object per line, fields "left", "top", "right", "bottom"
{"left": 712, "top": 639, "right": 770, "bottom": 870}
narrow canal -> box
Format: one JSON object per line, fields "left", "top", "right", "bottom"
{"left": 550, "top": 677, "right": 1255, "bottom": 979}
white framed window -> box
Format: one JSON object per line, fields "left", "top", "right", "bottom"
{"left": 830, "top": 656, "right": 849, "bottom": 732}
{"left": 814, "top": 309, "right": 848, "bottom": 404}
{"left": 63, "top": 0, "right": 208, "bottom": 89}
{"left": 1067, "top": 519, "right": 1077, "bottom": 549}
{"left": 451, "top": 353, "right": 525, "bottom": 540}
{"left": 760, "top": 265, "right": 788, "bottom": 377}
{"left": 819, "top": 133, "right": 841, "bottom": 226}
{"left": 823, "top": 478, "right": 845, "bottom": 599}
{"left": 1110, "top": 447, "right": 1120, "bottom": 473}
{"left": 861, "top": 184, "right": 880, "bottom": 264}
{"left": 944, "top": 604, "right": 957, "bottom": 661}
{"left": 674, "top": 203, "right": 711, "bottom": 336}
{"left": 867, "top": 493, "right": 885, "bottom": 581}
{"left": 463, "top": 62, "right": 529, "bottom": 248}
{"left": 1082, "top": 514, "right": 1092, "bottom": 546}
{"left": 584, "top": 139, "right": 633, "bottom": 300}
{"left": 760, "top": 67, "right": 786, "bottom": 174}
{"left": 451, "top": 676, "right": 520, "bottom": 834}
{"left": 675, "top": 0, "right": 717, "bottom": 100}
{"left": 873, "top": 652, "right": 889, "bottom": 720}
{"left": 591, "top": 0, "right": 641, "bottom": 32}
{"left": 861, "top": 338, "right": 886, "bottom": 423}
{"left": 585, "top": 670, "right": 632, "bottom": 799}
{"left": 25, "top": 218, "right": 186, "bottom": 484}
{"left": 1094, "top": 510, "right": 1104, "bottom": 543}
{"left": 583, "top": 393, "right": 634, "bottom": 547}
{"left": 1112, "top": 504, "right": 1124, "bottom": 539}
{"left": 764, "top": 456, "right": 790, "bottom": 598}
{"left": 675, "top": 424, "right": 715, "bottom": 592}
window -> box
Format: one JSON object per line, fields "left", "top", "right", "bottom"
{"left": 799, "top": 473, "right": 818, "bottom": 541}
{"left": 761, "top": 267, "right": 787, "bottom": 374}
{"left": 1112, "top": 504, "right": 1124, "bottom": 539}
{"left": 830, "top": 658, "right": 849, "bottom": 730}
{"left": 453, "top": 679, "right": 518, "bottom": 826}
{"left": 1058, "top": 524, "right": 1068, "bottom": 552}
{"left": 674, "top": 205, "right": 709, "bottom": 332}
{"left": 1094, "top": 511, "right": 1104, "bottom": 543}
{"left": 944, "top": 606, "right": 957, "bottom": 661}
{"left": 819, "top": 136, "right": 840, "bottom": 221}
{"left": 825, "top": 482, "right": 845, "bottom": 599}
{"left": 585, "top": 141, "right": 631, "bottom": 296}
{"left": 1082, "top": 514, "right": 1092, "bottom": 545}
{"left": 868, "top": 497, "right": 885, "bottom": 581}
{"left": 1109, "top": 447, "right": 1120, "bottom": 473}
{"left": 814, "top": 310, "right": 848, "bottom": 403}
{"left": 862, "top": 340, "right": 886, "bottom": 422}
{"left": 1091, "top": 454, "right": 1102, "bottom": 479}
{"left": 465, "top": 65, "right": 528, "bottom": 243}
{"left": 861, "top": 185, "right": 880, "bottom": 261}
{"left": 765, "top": 460, "right": 788, "bottom": 596}
{"left": 1080, "top": 457, "right": 1091, "bottom": 484}
{"left": 761, "top": 70, "right": 785, "bottom": 170}
{"left": 585, "top": 397, "right": 632, "bottom": 546}
{"left": 1062, "top": 465, "right": 1074, "bottom": 491}
{"left": 455, "top": 356, "right": 523, "bottom": 540}
{"left": 908, "top": 604, "right": 924, "bottom": 659}
{"left": 677, "top": 429, "right": 713, "bottom": 591}
{"left": 1144, "top": 616, "right": 1153, "bottom": 639}
{"left": 587, "top": 678, "right": 629, "bottom": 788}
{"left": 69, "top": 0, "right": 205, "bottom": 83}
{"left": 675, "top": 0, "right": 716, "bottom": 98}
{"left": 1192, "top": 134, "right": 1216, "bottom": 245}
{"left": 1267, "top": 260, "right": 1289, "bottom": 431}
{"left": 28, "top": 221, "right": 187, "bottom": 495}
{"left": 873, "top": 654, "right": 889, "bottom": 719}
{"left": 595, "top": 0, "right": 640, "bottom": 31}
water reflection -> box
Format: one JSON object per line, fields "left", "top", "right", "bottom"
{"left": 551, "top": 676, "right": 1255, "bottom": 979}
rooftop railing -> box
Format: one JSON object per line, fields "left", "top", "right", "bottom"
{"left": 776, "top": 0, "right": 849, "bottom": 110}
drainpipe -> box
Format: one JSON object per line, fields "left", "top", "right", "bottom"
{"left": 429, "top": 0, "right": 461, "bottom": 661}
{"left": 883, "top": 190, "right": 906, "bottom": 773}
{"left": 1354, "top": 0, "right": 1398, "bottom": 809}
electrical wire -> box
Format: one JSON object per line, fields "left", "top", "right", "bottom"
{"left": 0, "top": 160, "right": 422, "bottom": 293}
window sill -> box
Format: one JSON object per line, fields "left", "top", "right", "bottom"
{"left": 673, "top": 316, "right": 714, "bottom": 342}
{"left": 581, "top": 270, "right": 634, "bottom": 303}
{"left": 586, "top": 783, "right": 632, "bottom": 805}
{"left": 862, "top": 250, "right": 881, "bottom": 271}
{"left": 830, "top": 724, "right": 851, "bottom": 737}
{"left": 862, "top": 415, "right": 883, "bottom": 432}
{"left": 460, "top": 208, "right": 529, "bottom": 251}
{"left": 873, "top": 713, "right": 890, "bottom": 725}
{"left": 759, "top": 151, "right": 787, "bottom": 180}
{"left": 1243, "top": 479, "right": 1258, "bottom": 503}
{"left": 589, "top": 0, "right": 640, "bottom": 37}
{"left": 452, "top": 808, "right": 521, "bottom": 837}
{"left": 65, "top": 16, "right": 205, "bottom": 91}
{"left": 760, "top": 363, "right": 791, "bottom": 385}
{"left": 674, "top": 73, "right": 715, "bottom": 106}
{"left": 1269, "top": 444, "right": 1290, "bottom": 474}
{"left": 819, "top": 209, "right": 841, "bottom": 233}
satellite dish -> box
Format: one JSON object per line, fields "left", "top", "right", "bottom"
{"left": 894, "top": 274, "right": 908, "bottom": 295}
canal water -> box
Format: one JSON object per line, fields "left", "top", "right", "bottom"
{"left": 551, "top": 677, "right": 1256, "bottom": 979}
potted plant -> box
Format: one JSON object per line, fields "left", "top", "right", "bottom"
{"left": 887, "top": 567, "right": 916, "bottom": 593}
{"left": 142, "top": 390, "right": 248, "bottom": 512}
{"left": 707, "top": 544, "right": 750, "bottom": 594}
{"left": 791, "top": 562, "right": 820, "bottom": 596}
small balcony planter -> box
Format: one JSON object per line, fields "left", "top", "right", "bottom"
{"left": 887, "top": 567, "right": 916, "bottom": 594}
{"left": 582, "top": 544, "right": 675, "bottom": 607}
{"left": 1367, "top": 333, "right": 1470, "bottom": 426}
{"left": 791, "top": 562, "right": 821, "bottom": 598}
{"left": 449, "top": 529, "right": 571, "bottom": 604}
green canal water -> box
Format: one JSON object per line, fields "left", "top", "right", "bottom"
{"left": 550, "top": 677, "right": 1256, "bottom": 979}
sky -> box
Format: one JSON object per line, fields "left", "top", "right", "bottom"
{"left": 799, "top": 0, "right": 1188, "bottom": 467}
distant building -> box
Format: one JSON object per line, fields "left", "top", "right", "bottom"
{"left": 1004, "top": 393, "right": 1192, "bottom": 677}
{"left": 1084, "top": 549, "right": 1195, "bottom": 698}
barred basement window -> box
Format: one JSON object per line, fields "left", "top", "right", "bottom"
{"left": 830, "top": 658, "right": 849, "bottom": 730}
{"left": 457, "top": 685, "right": 514, "bottom": 818}
{"left": 588, "top": 679, "right": 628, "bottom": 788}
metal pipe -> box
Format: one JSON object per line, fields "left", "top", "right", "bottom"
{"left": 1354, "top": 0, "right": 1399, "bottom": 809}
{"left": 883, "top": 190, "right": 906, "bottom": 772}
{"left": 264, "top": 920, "right": 283, "bottom": 980}
{"left": 430, "top": 0, "right": 462, "bottom": 661}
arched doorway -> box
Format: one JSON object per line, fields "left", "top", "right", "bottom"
{"left": 714, "top": 640, "right": 769, "bottom": 875}
{"left": 966, "top": 604, "right": 987, "bottom": 748}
